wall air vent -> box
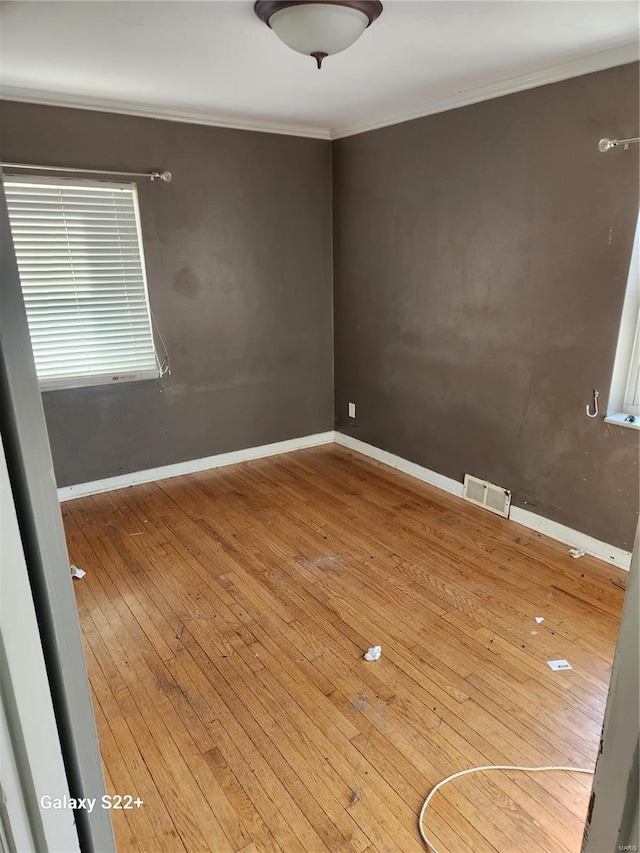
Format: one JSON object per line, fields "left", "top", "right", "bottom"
{"left": 463, "top": 474, "right": 512, "bottom": 518}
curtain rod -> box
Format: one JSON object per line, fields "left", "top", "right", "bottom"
{"left": 1, "top": 162, "right": 172, "bottom": 182}
{"left": 598, "top": 137, "right": 640, "bottom": 152}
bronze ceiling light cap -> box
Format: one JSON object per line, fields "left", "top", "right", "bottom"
{"left": 254, "top": 1, "right": 383, "bottom": 68}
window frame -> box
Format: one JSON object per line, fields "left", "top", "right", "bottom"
{"left": 5, "top": 174, "right": 160, "bottom": 393}
{"left": 605, "top": 210, "right": 640, "bottom": 430}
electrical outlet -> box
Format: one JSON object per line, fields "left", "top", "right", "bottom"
{"left": 348, "top": 402, "right": 356, "bottom": 418}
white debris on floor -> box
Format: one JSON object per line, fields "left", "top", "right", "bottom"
{"left": 364, "top": 645, "right": 382, "bottom": 661}
{"left": 547, "top": 659, "right": 572, "bottom": 671}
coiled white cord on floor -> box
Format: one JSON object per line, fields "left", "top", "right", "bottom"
{"left": 419, "top": 763, "right": 595, "bottom": 852}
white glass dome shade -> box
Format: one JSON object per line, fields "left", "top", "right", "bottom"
{"left": 255, "top": 1, "right": 383, "bottom": 68}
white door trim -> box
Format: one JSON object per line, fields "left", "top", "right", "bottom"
{"left": 0, "top": 433, "right": 80, "bottom": 853}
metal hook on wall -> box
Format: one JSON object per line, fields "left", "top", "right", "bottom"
{"left": 586, "top": 389, "right": 600, "bottom": 418}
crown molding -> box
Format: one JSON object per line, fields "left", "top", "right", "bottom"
{"left": 330, "top": 40, "right": 639, "bottom": 139}
{"left": 1, "top": 40, "right": 637, "bottom": 142}
{"left": 0, "top": 87, "right": 332, "bottom": 140}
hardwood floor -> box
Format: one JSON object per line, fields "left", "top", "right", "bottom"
{"left": 63, "top": 445, "right": 627, "bottom": 853}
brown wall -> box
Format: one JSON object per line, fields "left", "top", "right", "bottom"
{"left": 333, "top": 64, "right": 639, "bottom": 551}
{"left": 2, "top": 65, "right": 638, "bottom": 549}
{"left": 0, "top": 101, "right": 334, "bottom": 487}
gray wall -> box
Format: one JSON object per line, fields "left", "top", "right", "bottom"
{"left": 0, "top": 101, "right": 334, "bottom": 486}
{"left": 2, "top": 65, "right": 639, "bottom": 550}
{"left": 333, "top": 63, "right": 639, "bottom": 551}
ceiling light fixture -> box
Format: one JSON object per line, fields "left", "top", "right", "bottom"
{"left": 254, "top": 0, "right": 383, "bottom": 69}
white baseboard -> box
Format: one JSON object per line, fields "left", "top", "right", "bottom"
{"left": 57, "top": 431, "right": 336, "bottom": 501}
{"left": 58, "top": 427, "right": 632, "bottom": 570}
{"left": 334, "top": 432, "right": 464, "bottom": 498}
{"left": 509, "top": 506, "right": 632, "bottom": 571}
{"left": 334, "top": 432, "right": 632, "bottom": 571}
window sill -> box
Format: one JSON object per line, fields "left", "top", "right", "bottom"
{"left": 604, "top": 413, "right": 640, "bottom": 431}
{"left": 40, "top": 370, "right": 160, "bottom": 392}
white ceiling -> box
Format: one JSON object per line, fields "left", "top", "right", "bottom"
{"left": 0, "top": 0, "right": 638, "bottom": 139}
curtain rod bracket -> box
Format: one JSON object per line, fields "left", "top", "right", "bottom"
{"left": 598, "top": 136, "right": 640, "bottom": 153}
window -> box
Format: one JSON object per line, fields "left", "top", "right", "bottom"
{"left": 606, "top": 211, "right": 640, "bottom": 429}
{"left": 4, "top": 176, "right": 162, "bottom": 391}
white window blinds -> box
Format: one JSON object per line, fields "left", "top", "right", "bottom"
{"left": 4, "top": 176, "right": 159, "bottom": 391}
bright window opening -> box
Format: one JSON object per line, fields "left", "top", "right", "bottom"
{"left": 606, "top": 211, "right": 640, "bottom": 429}
{"left": 5, "top": 176, "right": 162, "bottom": 391}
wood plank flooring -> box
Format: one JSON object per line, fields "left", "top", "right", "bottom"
{"left": 63, "top": 445, "right": 627, "bottom": 853}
